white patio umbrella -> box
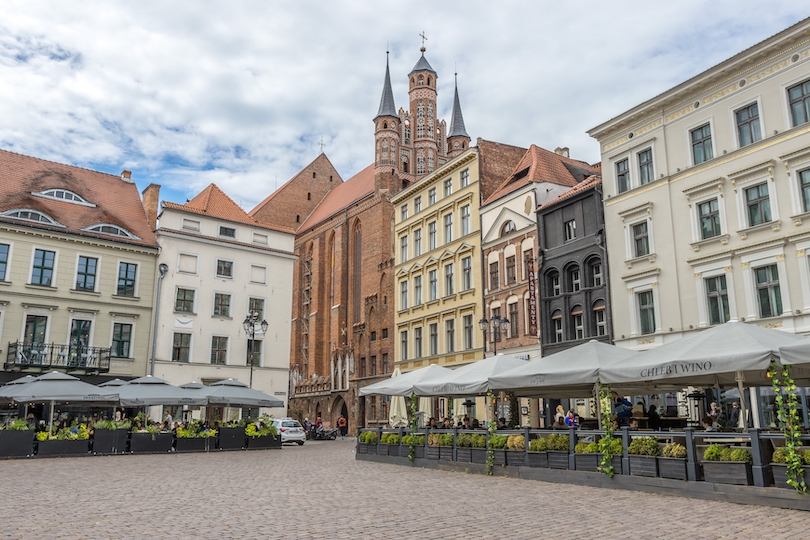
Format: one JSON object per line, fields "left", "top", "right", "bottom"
{"left": 777, "top": 338, "right": 810, "bottom": 381}
{"left": 414, "top": 354, "right": 529, "bottom": 396}
{"left": 116, "top": 375, "right": 208, "bottom": 407}
{"left": 0, "top": 375, "right": 37, "bottom": 399}
{"left": 359, "top": 364, "right": 453, "bottom": 396}
{"left": 204, "top": 379, "right": 284, "bottom": 408}
{"left": 387, "top": 369, "right": 409, "bottom": 427}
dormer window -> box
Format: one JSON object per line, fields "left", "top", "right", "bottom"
{"left": 2, "top": 208, "right": 63, "bottom": 226}
{"left": 84, "top": 224, "right": 139, "bottom": 239}
{"left": 500, "top": 220, "right": 516, "bottom": 237}
{"left": 33, "top": 189, "right": 94, "bottom": 206}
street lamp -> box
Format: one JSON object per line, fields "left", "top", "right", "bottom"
{"left": 242, "top": 310, "right": 268, "bottom": 389}
{"left": 478, "top": 315, "right": 510, "bottom": 357}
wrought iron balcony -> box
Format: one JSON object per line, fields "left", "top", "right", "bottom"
{"left": 5, "top": 341, "right": 111, "bottom": 374}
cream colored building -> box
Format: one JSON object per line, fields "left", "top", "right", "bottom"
{"left": 153, "top": 185, "right": 295, "bottom": 419}
{"left": 588, "top": 18, "right": 810, "bottom": 350}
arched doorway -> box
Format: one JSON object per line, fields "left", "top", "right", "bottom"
{"left": 332, "top": 395, "right": 348, "bottom": 429}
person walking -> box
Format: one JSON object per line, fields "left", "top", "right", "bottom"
{"left": 337, "top": 414, "right": 348, "bottom": 439}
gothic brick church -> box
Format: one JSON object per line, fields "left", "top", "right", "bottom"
{"left": 251, "top": 46, "right": 471, "bottom": 432}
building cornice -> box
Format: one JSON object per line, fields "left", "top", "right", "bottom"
{"left": 391, "top": 149, "right": 478, "bottom": 205}
{"left": 0, "top": 221, "right": 159, "bottom": 255}
{"left": 159, "top": 229, "right": 296, "bottom": 259}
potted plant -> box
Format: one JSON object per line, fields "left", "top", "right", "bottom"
{"left": 574, "top": 441, "right": 601, "bottom": 472}
{"left": 245, "top": 415, "right": 280, "bottom": 449}
{"left": 547, "top": 434, "right": 570, "bottom": 469}
{"left": 438, "top": 433, "right": 454, "bottom": 460}
{"left": 607, "top": 437, "right": 623, "bottom": 473}
{"left": 36, "top": 423, "right": 90, "bottom": 457}
{"left": 470, "top": 434, "right": 488, "bottom": 464}
{"left": 426, "top": 433, "right": 441, "bottom": 460}
{"left": 455, "top": 433, "right": 472, "bottom": 462}
{"left": 506, "top": 435, "right": 525, "bottom": 467}
{"left": 702, "top": 444, "right": 753, "bottom": 485}
{"left": 130, "top": 424, "right": 174, "bottom": 454}
{"left": 771, "top": 447, "right": 810, "bottom": 489}
{"left": 357, "top": 430, "right": 378, "bottom": 454}
{"left": 402, "top": 434, "right": 424, "bottom": 459}
{"left": 175, "top": 421, "right": 215, "bottom": 453}
{"left": 527, "top": 437, "right": 549, "bottom": 468}
{"left": 92, "top": 419, "right": 131, "bottom": 455}
{"left": 658, "top": 442, "right": 688, "bottom": 480}
{"left": 628, "top": 437, "right": 660, "bottom": 477}
{"left": 489, "top": 434, "right": 508, "bottom": 466}
{"left": 377, "top": 432, "right": 391, "bottom": 456}
{"left": 381, "top": 433, "right": 401, "bottom": 456}
{"left": 0, "top": 419, "right": 35, "bottom": 458}
{"left": 216, "top": 419, "right": 247, "bottom": 451}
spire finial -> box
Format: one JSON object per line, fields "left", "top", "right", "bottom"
{"left": 319, "top": 137, "right": 324, "bottom": 154}
{"left": 419, "top": 31, "right": 427, "bottom": 53}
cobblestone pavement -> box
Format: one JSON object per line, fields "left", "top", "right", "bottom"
{"left": 0, "top": 438, "right": 806, "bottom": 539}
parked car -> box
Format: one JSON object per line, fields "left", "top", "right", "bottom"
{"left": 271, "top": 418, "right": 306, "bottom": 445}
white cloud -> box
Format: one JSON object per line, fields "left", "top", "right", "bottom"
{"left": 0, "top": 1, "right": 806, "bottom": 209}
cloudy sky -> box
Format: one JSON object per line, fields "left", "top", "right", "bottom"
{"left": 0, "top": 2, "right": 806, "bottom": 210}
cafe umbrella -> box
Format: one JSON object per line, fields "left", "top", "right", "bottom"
{"left": 203, "top": 378, "right": 284, "bottom": 408}
{"left": 98, "top": 378, "right": 130, "bottom": 387}
{"left": 359, "top": 364, "right": 454, "bottom": 397}
{"left": 116, "top": 375, "right": 208, "bottom": 407}
{"left": 0, "top": 375, "right": 37, "bottom": 399}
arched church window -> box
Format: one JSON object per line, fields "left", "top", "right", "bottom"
{"left": 428, "top": 150, "right": 434, "bottom": 173}
{"left": 417, "top": 149, "right": 425, "bottom": 175}
{"left": 427, "top": 103, "right": 434, "bottom": 139}
{"left": 417, "top": 101, "right": 425, "bottom": 138}
{"left": 418, "top": 75, "right": 424, "bottom": 85}
{"left": 382, "top": 139, "right": 389, "bottom": 165}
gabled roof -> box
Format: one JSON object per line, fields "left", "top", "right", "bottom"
{"left": 538, "top": 175, "right": 602, "bottom": 211}
{"left": 164, "top": 184, "right": 293, "bottom": 233}
{"left": 409, "top": 51, "right": 437, "bottom": 76}
{"left": 447, "top": 77, "right": 469, "bottom": 139}
{"left": 249, "top": 153, "right": 341, "bottom": 216}
{"left": 0, "top": 148, "right": 158, "bottom": 247}
{"left": 298, "top": 164, "right": 376, "bottom": 231}
{"left": 484, "top": 145, "right": 599, "bottom": 206}
{"left": 375, "top": 54, "right": 398, "bottom": 120}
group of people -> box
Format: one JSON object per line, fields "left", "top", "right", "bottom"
{"left": 701, "top": 400, "right": 741, "bottom": 431}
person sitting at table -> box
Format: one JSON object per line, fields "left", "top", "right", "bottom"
{"left": 612, "top": 392, "right": 633, "bottom": 426}
{"left": 564, "top": 409, "right": 577, "bottom": 428}
{"left": 628, "top": 418, "right": 639, "bottom": 430}
{"left": 552, "top": 416, "right": 566, "bottom": 429}
{"left": 728, "top": 401, "right": 741, "bottom": 429}
{"left": 471, "top": 418, "right": 481, "bottom": 429}
{"left": 555, "top": 405, "right": 565, "bottom": 423}
{"left": 647, "top": 405, "right": 661, "bottom": 431}
{"left": 701, "top": 416, "right": 717, "bottom": 432}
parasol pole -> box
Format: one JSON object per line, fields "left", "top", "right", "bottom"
{"left": 48, "top": 400, "right": 55, "bottom": 437}
{"left": 735, "top": 371, "right": 747, "bottom": 432}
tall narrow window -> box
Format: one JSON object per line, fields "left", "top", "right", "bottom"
{"left": 172, "top": 333, "right": 191, "bottom": 362}
{"left": 401, "top": 204, "right": 408, "bottom": 221}
{"left": 570, "top": 307, "right": 583, "bottom": 340}
{"left": 213, "top": 293, "right": 231, "bottom": 317}
{"left": 428, "top": 188, "right": 436, "bottom": 205}
{"left": 745, "top": 183, "right": 771, "bottom": 226}
{"left": 445, "top": 319, "right": 455, "bottom": 353}
{"left": 370, "top": 355, "right": 377, "bottom": 376}
{"left": 706, "top": 275, "right": 730, "bottom": 325}
{"left": 400, "top": 235, "right": 408, "bottom": 262}
{"left": 211, "top": 336, "right": 228, "bottom": 365}
{"left": 414, "top": 275, "right": 422, "bottom": 305}
{"left": 569, "top": 266, "right": 581, "bottom": 292}
{"left": 788, "top": 79, "right": 810, "bottom": 127}
{"left": 400, "top": 330, "right": 408, "bottom": 361}
{"left": 548, "top": 272, "right": 560, "bottom": 296}
{"left": 800, "top": 169, "right": 810, "bottom": 213}
{"left": 414, "top": 327, "right": 423, "bottom": 358}
{"left": 353, "top": 223, "right": 362, "bottom": 322}
{"left": 509, "top": 302, "right": 519, "bottom": 337}
{"left": 691, "top": 124, "right": 713, "bottom": 164}
{"left": 444, "top": 263, "right": 454, "bottom": 295}
{"left": 736, "top": 103, "right": 761, "bottom": 147}
{"left": 111, "top": 323, "right": 132, "bottom": 358}
{"left": 489, "top": 261, "right": 499, "bottom": 290}
{"left": 414, "top": 196, "right": 422, "bottom": 213}
{"left": 616, "top": 159, "right": 630, "bottom": 193}
{"left": 756, "top": 265, "right": 782, "bottom": 318}
{"left": 462, "top": 257, "right": 472, "bottom": 290}
{"left": 552, "top": 311, "right": 563, "bottom": 343}
{"left": 429, "top": 269, "right": 438, "bottom": 301}
{"left": 400, "top": 281, "right": 408, "bottom": 310}
{"left": 564, "top": 220, "right": 576, "bottom": 242}
{"left": 698, "top": 199, "right": 721, "bottom": 239}
{"left": 428, "top": 222, "right": 437, "bottom": 250}
{"left": 505, "top": 256, "right": 516, "bottom": 284}
{"left": 429, "top": 323, "right": 438, "bottom": 355}
{"left": 443, "top": 213, "right": 453, "bottom": 243}
{"left": 0, "top": 243, "right": 8, "bottom": 281}
{"left": 444, "top": 178, "right": 453, "bottom": 197}
{"left": 75, "top": 256, "right": 98, "bottom": 291}
{"left": 593, "top": 301, "right": 607, "bottom": 336}
{"left": 638, "top": 148, "right": 653, "bottom": 185}
{"left": 249, "top": 298, "right": 265, "bottom": 320}
{"left": 414, "top": 229, "right": 422, "bottom": 256}
{"left": 461, "top": 205, "right": 470, "bottom": 235}
{"left": 117, "top": 262, "right": 137, "bottom": 297}
{"left": 638, "top": 291, "right": 656, "bottom": 335}
{"left": 382, "top": 353, "right": 389, "bottom": 374}
{"left": 633, "top": 222, "right": 650, "bottom": 257}
{"left": 31, "top": 249, "right": 55, "bottom": 286}
{"left": 591, "top": 261, "right": 603, "bottom": 287}
{"left": 461, "top": 169, "right": 470, "bottom": 187}
{"left": 463, "top": 315, "right": 473, "bottom": 349}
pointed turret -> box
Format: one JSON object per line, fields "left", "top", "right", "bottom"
{"left": 446, "top": 74, "right": 471, "bottom": 158}
{"left": 374, "top": 52, "right": 401, "bottom": 178}
{"left": 374, "top": 52, "right": 398, "bottom": 120}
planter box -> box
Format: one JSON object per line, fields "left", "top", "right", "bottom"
{"left": 130, "top": 432, "right": 173, "bottom": 454}
{"left": 548, "top": 451, "right": 570, "bottom": 470}
{"left": 491, "top": 449, "right": 507, "bottom": 466}
{"left": 92, "top": 429, "right": 128, "bottom": 455}
{"left": 356, "top": 442, "right": 368, "bottom": 454}
{"left": 574, "top": 453, "right": 600, "bottom": 472}
{"left": 414, "top": 446, "right": 426, "bottom": 459}
{"left": 629, "top": 454, "right": 659, "bottom": 477}
{"left": 527, "top": 451, "right": 548, "bottom": 468}
{"left": 377, "top": 443, "right": 389, "bottom": 456}
{"left": 426, "top": 446, "right": 440, "bottom": 460}
{"left": 611, "top": 455, "right": 622, "bottom": 474}
{"left": 658, "top": 457, "right": 688, "bottom": 480}
{"left": 217, "top": 427, "right": 246, "bottom": 450}
{"left": 388, "top": 444, "right": 401, "bottom": 457}
{"left": 506, "top": 450, "right": 525, "bottom": 467}
{"left": 247, "top": 435, "right": 281, "bottom": 450}
{"left": 455, "top": 447, "right": 472, "bottom": 463}
{"left": 771, "top": 464, "right": 810, "bottom": 489}
{"left": 440, "top": 446, "right": 454, "bottom": 460}
{"left": 36, "top": 439, "right": 89, "bottom": 457}
{"left": 470, "top": 448, "right": 487, "bottom": 464}
{"left": 0, "top": 430, "right": 35, "bottom": 458}
{"left": 175, "top": 437, "right": 209, "bottom": 453}
{"left": 702, "top": 461, "right": 753, "bottom": 486}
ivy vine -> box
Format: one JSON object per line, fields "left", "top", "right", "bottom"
{"left": 486, "top": 390, "right": 497, "bottom": 476}
{"left": 769, "top": 361, "right": 807, "bottom": 493}
{"left": 597, "top": 384, "right": 615, "bottom": 478}
{"left": 408, "top": 393, "right": 418, "bottom": 462}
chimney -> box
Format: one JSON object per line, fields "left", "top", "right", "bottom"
{"left": 141, "top": 183, "right": 161, "bottom": 230}
{"left": 554, "top": 147, "right": 570, "bottom": 158}
{"left": 121, "top": 170, "right": 133, "bottom": 182}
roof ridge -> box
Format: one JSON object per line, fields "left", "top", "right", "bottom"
{"left": 0, "top": 148, "right": 123, "bottom": 180}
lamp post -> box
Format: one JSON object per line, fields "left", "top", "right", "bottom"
{"left": 478, "top": 315, "right": 510, "bottom": 357}
{"left": 149, "top": 263, "right": 169, "bottom": 377}
{"left": 242, "top": 310, "right": 268, "bottom": 389}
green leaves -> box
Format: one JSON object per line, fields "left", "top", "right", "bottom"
{"left": 769, "top": 361, "right": 807, "bottom": 494}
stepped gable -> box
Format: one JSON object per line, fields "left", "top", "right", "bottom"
{"left": 0, "top": 148, "right": 158, "bottom": 247}
{"left": 475, "top": 139, "right": 528, "bottom": 203}
{"left": 298, "top": 163, "right": 376, "bottom": 232}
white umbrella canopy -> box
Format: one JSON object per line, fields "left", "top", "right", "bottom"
{"left": 488, "top": 340, "right": 638, "bottom": 397}
{"left": 387, "top": 369, "right": 409, "bottom": 427}
{"left": 98, "top": 378, "right": 129, "bottom": 387}
{"left": 359, "top": 364, "right": 453, "bottom": 396}
{"left": 0, "top": 375, "right": 37, "bottom": 399}
{"left": 777, "top": 338, "right": 810, "bottom": 381}
{"left": 413, "top": 354, "right": 529, "bottom": 396}
{"left": 599, "top": 321, "right": 808, "bottom": 389}
{"left": 204, "top": 378, "right": 284, "bottom": 408}
{"left": 3, "top": 372, "right": 119, "bottom": 403}
{"left": 116, "top": 375, "right": 208, "bottom": 406}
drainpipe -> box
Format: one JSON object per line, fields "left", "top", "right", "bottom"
{"left": 150, "top": 263, "right": 169, "bottom": 376}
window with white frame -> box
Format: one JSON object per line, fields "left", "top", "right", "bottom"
{"left": 462, "top": 256, "right": 472, "bottom": 290}
{"left": 0, "top": 243, "right": 9, "bottom": 281}
{"left": 444, "top": 263, "right": 454, "bottom": 295}
{"left": 400, "top": 235, "right": 408, "bottom": 262}
{"left": 638, "top": 148, "right": 654, "bottom": 185}
{"left": 461, "top": 205, "right": 470, "bottom": 235}
{"left": 429, "top": 269, "right": 437, "bottom": 301}
{"left": 445, "top": 319, "right": 455, "bottom": 353}
{"left": 745, "top": 183, "right": 771, "bottom": 226}
{"left": 705, "top": 275, "right": 730, "bottom": 325}
{"left": 633, "top": 222, "right": 650, "bottom": 257}
{"left": 548, "top": 271, "right": 560, "bottom": 296}
{"left": 428, "top": 222, "right": 437, "bottom": 250}
{"left": 593, "top": 300, "right": 607, "bottom": 336}
{"left": 213, "top": 293, "right": 231, "bottom": 317}
{"left": 216, "top": 259, "right": 233, "bottom": 278}
{"left": 211, "top": 336, "right": 228, "bottom": 365}
{"left": 590, "top": 260, "right": 603, "bottom": 287}
{"left": 414, "top": 196, "right": 422, "bottom": 213}
{"left": 400, "top": 330, "right": 408, "bottom": 360}
{"left": 414, "top": 229, "right": 422, "bottom": 256}
{"left": 755, "top": 264, "right": 782, "bottom": 318}
{"left": 489, "top": 261, "right": 499, "bottom": 290}
{"left": 788, "top": 79, "right": 810, "bottom": 127}
{"left": 800, "top": 169, "right": 810, "bottom": 213}
{"left": 31, "top": 249, "right": 56, "bottom": 286}
{"left": 400, "top": 280, "right": 408, "bottom": 310}
{"left": 443, "top": 213, "right": 453, "bottom": 243}
{"left": 637, "top": 290, "right": 656, "bottom": 335}
{"left": 428, "top": 188, "right": 436, "bottom": 205}
{"left": 564, "top": 220, "right": 576, "bottom": 242}
{"left": 444, "top": 178, "right": 452, "bottom": 197}
{"left": 736, "top": 103, "right": 761, "bottom": 147}
{"left": 691, "top": 124, "right": 713, "bottom": 164}
{"left": 414, "top": 275, "right": 422, "bottom": 305}
{"left": 172, "top": 333, "right": 191, "bottom": 362}
{"left": 570, "top": 307, "right": 584, "bottom": 340}
{"left": 461, "top": 169, "right": 470, "bottom": 187}
{"left": 463, "top": 315, "right": 473, "bottom": 349}
{"left": 414, "top": 327, "right": 423, "bottom": 358}
{"left": 75, "top": 256, "right": 98, "bottom": 291}
{"left": 175, "top": 288, "right": 195, "bottom": 313}
{"left": 401, "top": 204, "right": 408, "bottom": 221}
{"left": 111, "top": 323, "right": 132, "bottom": 358}
{"left": 509, "top": 302, "right": 518, "bottom": 337}
{"left": 506, "top": 256, "right": 516, "bottom": 285}
{"left": 568, "top": 266, "right": 581, "bottom": 292}
{"left": 429, "top": 323, "right": 438, "bottom": 355}
{"left": 698, "top": 198, "right": 722, "bottom": 239}
{"left": 552, "top": 311, "right": 563, "bottom": 343}
{"left": 616, "top": 159, "right": 630, "bottom": 193}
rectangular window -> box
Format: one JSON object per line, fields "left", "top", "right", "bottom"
{"left": 428, "top": 222, "right": 437, "bottom": 250}
{"left": 461, "top": 205, "right": 471, "bottom": 236}
{"left": 414, "top": 275, "right": 422, "bottom": 305}
{"left": 400, "top": 281, "right": 408, "bottom": 309}
{"left": 443, "top": 213, "right": 453, "bottom": 243}
{"left": 116, "top": 262, "right": 137, "bottom": 296}
{"left": 756, "top": 264, "right": 782, "bottom": 318}
{"left": 111, "top": 323, "right": 132, "bottom": 358}
{"left": 401, "top": 204, "right": 408, "bottom": 221}
{"left": 523, "top": 250, "right": 533, "bottom": 280}
{"left": 572, "top": 312, "right": 584, "bottom": 340}
{"left": 691, "top": 124, "right": 713, "bottom": 164}
{"left": 489, "top": 261, "right": 499, "bottom": 290}
{"left": 445, "top": 319, "right": 455, "bottom": 353}
{"left": 75, "top": 256, "right": 98, "bottom": 291}
{"left": 505, "top": 256, "right": 516, "bottom": 284}
{"left": 595, "top": 309, "right": 607, "bottom": 336}
{"left": 32, "top": 249, "right": 55, "bottom": 286}
{"left": 382, "top": 353, "right": 389, "bottom": 374}
{"left": 216, "top": 260, "right": 233, "bottom": 278}
{"left": 211, "top": 336, "right": 228, "bottom": 365}
{"left": 400, "top": 330, "right": 408, "bottom": 360}
{"left": 736, "top": 103, "right": 761, "bottom": 147}
{"left": 616, "top": 159, "right": 630, "bottom": 193}
{"left": 252, "top": 233, "right": 268, "bottom": 245}
{"left": 551, "top": 274, "right": 560, "bottom": 296}
{"left": 461, "top": 169, "right": 470, "bottom": 187}
{"left": 400, "top": 236, "right": 408, "bottom": 262}
{"left": 553, "top": 316, "right": 563, "bottom": 343}
{"left": 444, "top": 263, "right": 454, "bottom": 295}
{"left": 428, "top": 188, "right": 436, "bottom": 205}
{"left": 509, "top": 302, "right": 518, "bottom": 337}
{"left": 564, "top": 220, "right": 576, "bottom": 242}
{"left": 250, "top": 264, "right": 266, "bottom": 284}
{"left": 182, "top": 219, "right": 201, "bottom": 232}
{"left": 429, "top": 269, "right": 438, "bottom": 300}
{"left": 213, "top": 293, "right": 231, "bottom": 317}
{"left": 444, "top": 178, "right": 453, "bottom": 197}
{"left": 172, "top": 333, "right": 191, "bottom": 362}
{"left": 370, "top": 355, "right": 377, "bottom": 376}
{"left": 633, "top": 222, "right": 649, "bottom": 257}
{"left": 414, "top": 229, "right": 422, "bottom": 256}
{"left": 705, "top": 275, "right": 730, "bottom": 325}
{"left": 360, "top": 357, "right": 366, "bottom": 377}
{"left": 370, "top": 331, "right": 377, "bottom": 342}
{"left": 429, "top": 323, "right": 438, "bottom": 355}
{"left": 382, "top": 328, "right": 388, "bottom": 339}
{"left": 178, "top": 253, "right": 197, "bottom": 274}
{"left": 219, "top": 226, "right": 236, "bottom": 238}
{"left": 462, "top": 256, "right": 472, "bottom": 290}
{"left": 249, "top": 298, "right": 265, "bottom": 320}
{"left": 788, "top": 79, "right": 810, "bottom": 127}
{"left": 570, "top": 268, "right": 581, "bottom": 292}
{"left": 698, "top": 199, "right": 721, "bottom": 239}
{"left": 745, "top": 183, "right": 771, "bottom": 226}
{"left": 638, "top": 148, "right": 654, "bottom": 185}
{"left": 463, "top": 315, "right": 473, "bottom": 349}
{"left": 414, "top": 327, "right": 423, "bottom": 358}
{"left": 0, "top": 243, "right": 8, "bottom": 281}
{"left": 802, "top": 169, "right": 810, "bottom": 213}
{"left": 247, "top": 339, "right": 262, "bottom": 367}
{"left": 638, "top": 291, "right": 656, "bottom": 335}
{"left": 414, "top": 196, "right": 422, "bottom": 213}
{"left": 175, "top": 288, "right": 195, "bottom": 312}
{"left": 591, "top": 262, "right": 603, "bottom": 287}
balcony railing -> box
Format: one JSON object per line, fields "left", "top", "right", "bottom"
{"left": 5, "top": 341, "right": 111, "bottom": 374}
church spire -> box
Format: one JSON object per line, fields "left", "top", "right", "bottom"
{"left": 374, "top": 51, "right": 398, "bottom": 120}
{"left": 447, "top": 73, "right": 469, "bottom": 139}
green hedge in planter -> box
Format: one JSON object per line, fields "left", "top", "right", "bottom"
{"left": 546, "top": 434, "right": 569, "bottom": 451}
{"left": 489, "top": 434, "right": 508, "bottom": 449}
{"left": 470, "top": 434, "right": 487, "bottom": 448}
{"left": 529, "top": 438, "right": 549, "bottom": 452}
{"left": 507, "top": 435, "right": 525, "bottom": 450}
{"left": 704, "top": 444, "right": 751, "bottom": 462}
{"left": 401, "top": 434, "right": 424, "bottom": 445}
{"left": 359, "top": 431, "right": 378, "bottom": 444}
{"left": 380, "top": 433, "right": 400, "bottom": 445}
{"left": 456, "top": 434, "right": 472, "bottom": 448}
{"left": 662, "top": 442, "right": 687, "bottom": 458}
{"left": 628, "top": 437, "right": 661, "bottom": 456}
{"left": 439, "top": 434, "right": 453, "bottom": 447}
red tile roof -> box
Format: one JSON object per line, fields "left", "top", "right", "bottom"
{"left": 0, "top": 148, "right": 158, "bottom": 247}
{"left": 538, "top": 174, "right": 602, "bottom": 210}
{"left": 298, "top": 164, "right": 376, "bottom": 231}
{"left": 163, "top": 184, "right": 295, "bottom": 233}
{"left": 484, "top": 145, "right": 600, "bottom": 206}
